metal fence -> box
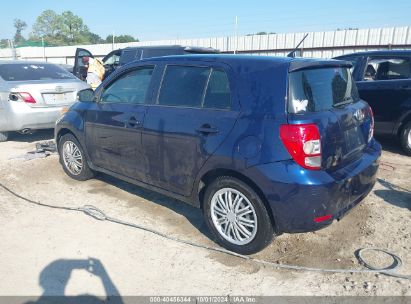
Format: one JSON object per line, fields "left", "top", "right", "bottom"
{"left": 0, "top": 26, "right": 410, "bottom": 65}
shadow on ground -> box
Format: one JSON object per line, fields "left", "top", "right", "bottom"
{"left": 25, "top": 258, "right": 123, "bottom": 304}
{"left": 376, "top": 178, "right": 411, "bottom": 211}
{"left": 8, "top": 129, "right": 55, "bottom": 143}
{"left": 95, "top": 173, "right": 211, "bottom": 239}
{"left": 376, "top": 136, "right": 407, "bottom": 156}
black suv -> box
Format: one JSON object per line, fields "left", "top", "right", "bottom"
{"left": 334, "top": 50, "right": 411, "bottom": 154}
{"left": 73, "top": 45, "right": 219, "bottom": 80}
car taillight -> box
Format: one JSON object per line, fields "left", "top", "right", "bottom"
{"left": 9, "top": 92, "right": 36, "bottom": 104}
{"left": 368, "top": 106, "right": 374, "bottom": 142}
{"left": 280, "top": 124, "right": 322, "bottom": 170}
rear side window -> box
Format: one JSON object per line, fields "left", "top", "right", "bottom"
{"left": 158, "top": 66, "right": 210, "bottom": 107}
{"left": 100, "top": 66, "right": 154, "bottom": 104}
{"left": 288, "top": 67, "right": 360, "bottom": 113}
{"left": 203, "top": 69, "right": 231, "bottom": 109}
{"left": 158, "top": 65, "right": 231, "bottom": 109}
{"left": 0, "top": 63, "right": 76, "bottom": 81}
{"left": 364, "top": 57, "right": 411, "bottom": 81}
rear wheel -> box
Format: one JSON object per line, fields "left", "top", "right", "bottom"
{"left": 0, "top": 132, "right": 8, "bottom": 142}
{"left": 400, "top": 121, "right": 411, "bottom": 156}
{"left": 203, "top": 176, "right": 274, "bottom": 254}
{"left": 58, "top": 133, "right": 94, "bottom": 181}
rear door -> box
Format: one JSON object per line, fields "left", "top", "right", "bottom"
{"left": 85, "top": 65, "right": 155, "bottom": 180}
{"left": 288, "top": 65, "right": 373, "bottom": 171}
{"left": 142, "top": 63, "right": 238, "bottom": 196}
{"left": 74, "top": 48, "right": 94, "bottom": 81}
{"left": 356, "top": 56, "right": 411, "bottom": 135}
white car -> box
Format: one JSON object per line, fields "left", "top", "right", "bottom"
{"left": 0, "top": 60, "right": 90, "bottom": 142}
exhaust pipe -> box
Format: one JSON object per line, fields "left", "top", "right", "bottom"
{"left": 19, "top": 129, "right": 33, "bottom": 135}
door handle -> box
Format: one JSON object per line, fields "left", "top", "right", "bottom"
{"left": 196, "top": 124, "right": 219, "bottom": 134}
{"left": 126, "top": 116, "right": 141, "bottom": 128}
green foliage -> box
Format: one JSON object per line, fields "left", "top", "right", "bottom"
{"left": 2, "top": 10, "right": 139, "bottom": 47}
{"left": 0, "top": 39, "right": 10, "bottom": 49}
{"left": 246, "top": 31, "right": 276, "bottom": 36}
{"left": 14, "top": 19, "right": 27, "bottom": 45}
{"left": 106, "top": 34, "right": 139, "bottom": 43}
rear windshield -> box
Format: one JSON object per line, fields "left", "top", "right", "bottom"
{"left": 0, "top": 63, "right": 76, "bottom": 81}
{"left": 288, "top": 67, "right": 360, "bottom": 113}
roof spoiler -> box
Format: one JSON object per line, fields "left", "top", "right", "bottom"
{"left": 288, "top": 59, "right": 353, "bottom": 72}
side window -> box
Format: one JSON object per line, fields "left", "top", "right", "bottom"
{"left": 364, "top": 57, "right": 411, "bottom": 81}
{"left": 100, "top": 66, "right": 154, "bottom": 104}
{"left": 203, "top": 69, "right": 231, "bottom": 109}
{"left": 158, "top": 66, "right": 210, "bottom": 107}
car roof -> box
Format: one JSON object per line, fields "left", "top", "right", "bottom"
{"left": 335, "top": 50, "right": 411, "bottom": 58}
{"left": 0, "top": 60, "right": 58, "bottom": 65}
{"left": 138, "top": 54, "right": 351, "bottom": 71}
{"left": 124, "top": 45, "right": 219, "bottom": 52}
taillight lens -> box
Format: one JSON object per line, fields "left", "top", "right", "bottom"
{"left": 368, "top": 106, "right": 374, "bottom": 142}
{"left": 9, "top": 92, "right": 36, "bottom": 104}
{"left": 280, "top": 124, "right": 322, "bottom": 170}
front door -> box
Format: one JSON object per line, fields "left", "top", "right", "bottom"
{"left": 142, "top": 64, "right": 239, "bottom": 197}
{"left": 85, "top": 66, "right": 155, "bottom": 180}
{"left": 74, "top": 48, "right": 94, "bottom": 81}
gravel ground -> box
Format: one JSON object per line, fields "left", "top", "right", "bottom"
{"left": 0, "top": 130, "right": 410, "bottom": 298}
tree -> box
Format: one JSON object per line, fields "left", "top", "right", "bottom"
{"left": 106, "top": 34, "right": 139, "bottom": 44}
{"left": 14, "top": 19, "right": 27, "bottom": 45}
{"left": 0, "top": 39, "right": 10, "bottom": 48}
{"left": 86, "top": 32, "right": 104, "bottom": 44}
{"left": 246, "top": 31, "right": 276, "bottom": 36}
{"left": 60, "top": 11, "right": 90, "bottom": 44}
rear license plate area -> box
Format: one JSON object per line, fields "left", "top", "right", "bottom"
{"left": 42, "top": 93, "right": 73, "bottom": 105}
{"left": 344, "top": 126, "right": 366, "bottom": 153}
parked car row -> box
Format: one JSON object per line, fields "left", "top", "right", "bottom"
{"left": 0, "top": 60, "right": 90, "bottom": 142}
{"left": 334, "top": 50, "right": 411, "bottom": 155}
{"left": 73, "top": 45, "right": 220, "bottom": 81}
{"left": 55, "top": 54, "right": 381, "bottom": 254}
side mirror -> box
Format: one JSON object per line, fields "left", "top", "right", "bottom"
{"left": 77, "top": 89, "right": 95, "bottom": 102}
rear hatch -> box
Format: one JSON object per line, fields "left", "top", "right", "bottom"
{"left": 0, "top": 62, "right": 87, "bottom": 108}
{"left": 287, "top": 60, "right": 373, "bottom": 171}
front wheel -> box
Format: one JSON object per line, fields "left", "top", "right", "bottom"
{"left": 400, "top": 121, "right": 411, "bottom": 156}
{"left": 58, "top": 133, "right": 94, "bottom": 181}
{"left": 203, "top": 176, "right": 274, "bottom": 254}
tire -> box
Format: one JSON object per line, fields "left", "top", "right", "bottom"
{"left": 400, "top": 121, "right": 411, "bottom": 156}
{"left": 203, "top": 176, "right": 275, "bottom": 254}
{"left": 58, "top": 133, "right": 94, "bottom": 181}
{"left": 0, "top": 132, "right": 8, "bottom": 142}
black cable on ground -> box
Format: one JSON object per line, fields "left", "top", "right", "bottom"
{"left": 0, "top": 182, "right": 410, "bottom": 280}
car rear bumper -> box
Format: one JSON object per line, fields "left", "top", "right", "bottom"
{"left": 249, "top": 139, "right": 381, "bottom": 233}
{"left": 0, "top": 101, "right": 65, "bottom": 132}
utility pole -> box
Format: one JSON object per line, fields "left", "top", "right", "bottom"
{"left": 234, "top": 16, "right": 238, "bottom": 54}
{"left": 112, "top": 31, "right": 115, "bottom": 50}
{"left": 42, "top": 37, "right": 45, "bottom": 61}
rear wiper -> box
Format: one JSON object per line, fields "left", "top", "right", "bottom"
{"left": 333, "top": 97, "right": 353, "bottom": 107}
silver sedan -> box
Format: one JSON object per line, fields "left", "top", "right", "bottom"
{"left": 0, "top": 60, "right": 90, "bottom": 142}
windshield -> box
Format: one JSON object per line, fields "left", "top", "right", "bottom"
{"left": 288, "top": 67, "right": 360, "bottom": 113}
{"left": 0, "top": 63, "right": 76, "bottom": 81}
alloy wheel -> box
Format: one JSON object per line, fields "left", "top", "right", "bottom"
{"left": 210, "top": 188, "right": 258, "bottom": 245}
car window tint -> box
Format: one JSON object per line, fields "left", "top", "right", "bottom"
{"left": 100, "top": 67, "right": 154, "bottom": 104}
{"left": 0, "top": 63, "right": 76, "bottom": 81}
{"left": 158, "top": 66, "right": 210, "bottom": 107}
{"left": 203, "top": 69, "right": 231, "bottom": 109}
{"left": 364, "top": 57, "right": 411, "bottom": 81}
{"left": 289, "top": 67, "right": 360, "bottom": 113}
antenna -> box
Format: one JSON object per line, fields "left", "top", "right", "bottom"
{"left": 287, "top": 33, "right": 308, "bottom": 58}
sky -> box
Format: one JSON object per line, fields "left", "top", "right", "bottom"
{"left": 1, "top": 0, "right": 410, "bottom": 41}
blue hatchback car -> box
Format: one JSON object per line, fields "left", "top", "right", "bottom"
{"left": 55, "top": 55, "right": 381, "bottom": 254}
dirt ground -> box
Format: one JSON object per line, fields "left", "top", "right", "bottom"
{"left": 0, "top": 130, "right": 410, "bottom": 298}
